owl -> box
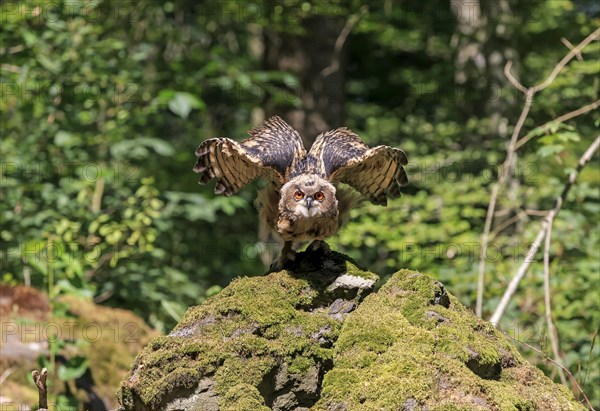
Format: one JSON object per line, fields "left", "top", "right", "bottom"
{"left": 193, "top": 116, "right": 408, "bottom": 269}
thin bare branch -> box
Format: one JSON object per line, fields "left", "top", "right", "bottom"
{"left": 1, "top": 63, "right": 22, "bottom": 73}
{"left": 515, "top": 99, "right": 600, "bottom": 150}
{"left": 476, "top": 183, "right": 500, "bottom": 317}
{"left": 561, "top": 37, "right": 583, "bottom": 61}
{"left": 583, "top": 331, "right": 598, "bottom": 388}
{"left": 493, "top": 208, "right": 512, "bottom": 217}
{"left": 489, "top": 208, "right": 553, "bottom": 240}
{"left": 0, "top": 44, "right": 25, "bottom": 55}
{"left": 91, "top": 176, "right": 105, "bottom": 212}
{"left": 0, "top": 367, "right": 14, "bottom": 385}
{"left": 475, "top": 29, "right": 600, "bottom": 318}
{"left": 31, "top": 368, "right": 48, "bottom": 410}
{"left": 543, "top": 212, "right": 568, "bottom": 385}
{"left": 533, "top": 28, "right": 599, "bottom": 93}
{"left": 321, "top": 6, "right": 368, "bottom": 78}
{"left": 509, "top": 338, "right": 594, "bottom": 410}
{"left": 489, "top": 225, "right": 546, "bottom": 323}
{"left": 477, "top": 97, "right": 532, "bottom": 317}
{"left": 490, "top": 136, "right": 600, "bottom": 325}
{"left": 504, "top": 61, "right": 528, "bottom": 94}
{"left": 524, "top": 209, "right": 551, "bottom": 217}
{"left": 489, "top": 210, "right": 527, "bottom": 240}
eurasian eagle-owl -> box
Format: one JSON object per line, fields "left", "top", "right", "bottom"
{"left": 193, "top": 116, "right": 408, "bottom": 268}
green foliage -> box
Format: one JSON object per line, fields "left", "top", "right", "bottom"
{"left": 1, "top": 0, "right": 598, "bottom": 406}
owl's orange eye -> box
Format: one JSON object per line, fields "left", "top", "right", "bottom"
{"left": 314, "top": 191, "right": 324, "bottom": 201}
{"left": 294, "top": 191, "right": 304, "bottom": 200}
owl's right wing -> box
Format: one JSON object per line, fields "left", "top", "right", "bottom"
{"left": 193, "top": 116, "right": 306, "bottom": 196}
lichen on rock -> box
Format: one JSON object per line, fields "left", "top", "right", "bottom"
{"left": 118, "top": 253, "right": 585, "bottom": 411}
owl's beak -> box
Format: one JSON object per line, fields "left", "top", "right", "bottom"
{"left": 305, "top": 196, "right": 313, "bottom": 209}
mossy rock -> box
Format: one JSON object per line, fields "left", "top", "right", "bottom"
{"left": 118, "top": 253, "right": 584, "bottom": 410}
{"left": 314, "top": 269, "right": 585, "bottom": 411}
{"left": 118, "top": 250, "right": 377, "bottom": 410}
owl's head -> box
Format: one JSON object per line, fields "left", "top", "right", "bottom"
{"left": 281, "top": 175, "right": 338, "bottom": 218}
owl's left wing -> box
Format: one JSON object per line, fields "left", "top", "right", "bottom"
{"left": 193, "top": 116, "right": 306, "bottom": 196}
{"left": 309, "top": 128, "right": 408, "bottom": 205}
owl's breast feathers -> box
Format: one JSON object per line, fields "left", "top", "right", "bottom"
{"left": 276, "top": 211, "right": 339, "bottom": 242}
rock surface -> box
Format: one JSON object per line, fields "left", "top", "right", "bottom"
{"left": 118, "top": 251, "right": 585, "bottom": 410}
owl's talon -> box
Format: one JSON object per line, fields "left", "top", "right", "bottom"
{"left": 307, "top": 240, "right": 331, "bottom": 254}
{"left": 270, "top": 250, "right": 297, "bottom": 271}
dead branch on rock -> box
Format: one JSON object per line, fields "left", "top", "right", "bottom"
{"left": 31, "top": 368, "right": 48, "bottom": 410}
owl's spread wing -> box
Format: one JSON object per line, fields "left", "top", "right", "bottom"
{"left": 309, "top": 128, "right": 408, "bottom": 205}
{"left": 193, "top": 116, "right": 306, "bottom": 196}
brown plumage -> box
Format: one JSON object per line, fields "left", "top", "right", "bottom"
{"left": 193, "top": 116, "right": 408, "bottom": 268}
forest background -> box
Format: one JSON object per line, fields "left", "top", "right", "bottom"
{"left": 1, "top": 0, "right": 599, "bottom": 407}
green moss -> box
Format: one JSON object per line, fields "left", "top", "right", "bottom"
{"left": 119, "top": 254, "right": 376, "bottom": 409}
{"left": 119, "top": 262, "right": 582, "bottom": 410}
{"left": 288, "top": 354, "right": 315, "bottom": 375}
{"left": 221, "top": 384, "right": 270, "bottom": 411}
{"left": 315, "top": 269, "right": 585, "bottom": 410}
{"left": 342, "top": 258, "right": 378, "bottom": 281}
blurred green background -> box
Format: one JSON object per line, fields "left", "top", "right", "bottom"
{"left": 1, "top": 0, "right": 598, "bottom": 407}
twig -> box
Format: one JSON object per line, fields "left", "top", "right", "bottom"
{"left": 0, "top": 44, "right": 25, "bottom": 54}
{"left": 509, "top": 338, "right": 594, "bottom": 410}
{"left": 488, "top": 210, "right": 527, "bottom": 240}
{"left": 84, "top": 251, "right": 114, "bottom": 279}
{"left": 561, "top": 37, "right": 583, "bottom": 61}
{"left": 31, "top": 368, "right": 48, "bottom": 410}
{"left": 320, "top": 6, "right": 368, "bottom": 78}
{"left": 532, "top": 28, "right": 599, "bottom": 93}
{"left": 493, "top": 208, "right": 512, "bottom": 217}
{"left": 524, "top": 209, "right": 551, "bottom": 217}
{"left": 503, "top": 61, "right": 528, "bottom": 94}
{"left": 543, "top": 212, "right": 568, "bottom": 385}
{"left": 477, "top": 99, "right": 531, "bottom": 316}
{"left": 0, "top": 367, "right": 14, "bottom": 385}
{"left": 489, "top": 208, "right": 553, "bottom": 240}
{"left": 475, "top": 29, "right": 600, "bottom": 318}
{"left": 91, "top": 176, "right": 105, "bottom": 212}
{"left": 1, "top": 63, "right": 22, "bottom": 73}
{"left": 477, "top": 64, "right": 534, "bottom": 317}
{"left": 515, "top": 99, "right": 600, "bottom": 150}
{"left": 583, "top": 331, "right": 598, "bottom": 388}
{"left": 490, "top": 136, "right": 600, "bottom": 325}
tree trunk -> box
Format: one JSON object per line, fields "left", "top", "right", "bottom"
{"left": 452, "top": 0, "right": 518, "bottom": 138}
{"left": 263, "top": 16, "right": 346, "bottom": 144}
